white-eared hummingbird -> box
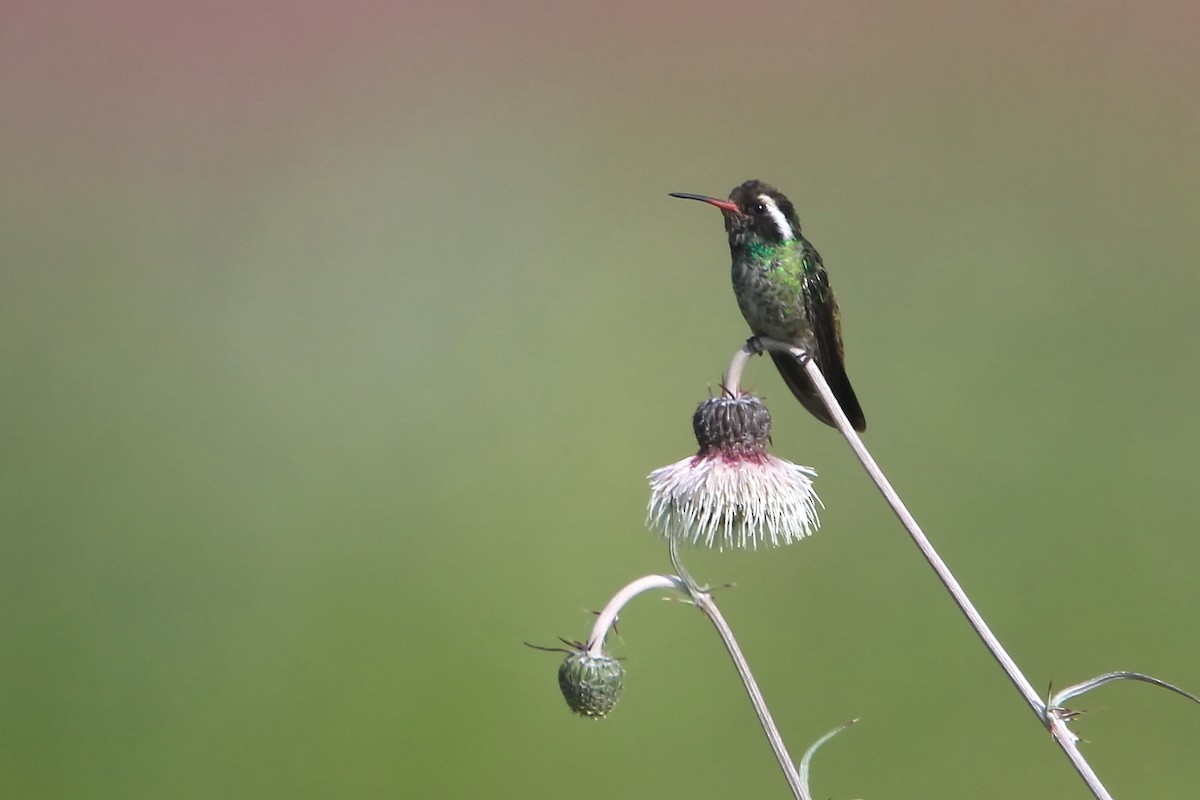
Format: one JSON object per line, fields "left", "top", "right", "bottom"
{"left": 670, "top": 180, "right": 866, "bottom": 432}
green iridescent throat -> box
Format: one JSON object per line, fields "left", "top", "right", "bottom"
{"left": 747, "top": 240, "right": 811, "bottom": 293}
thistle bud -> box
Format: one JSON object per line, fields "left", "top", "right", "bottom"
{"left": 558, "top": 651, "right": 625, "bottom": 719}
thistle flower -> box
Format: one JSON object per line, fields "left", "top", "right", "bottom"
{"left": 647, "top": 394, "right": 821, "bottom": 550}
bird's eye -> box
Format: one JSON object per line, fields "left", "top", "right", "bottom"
{"left": 752, "top": 203, "right": 766, "bottom": 215}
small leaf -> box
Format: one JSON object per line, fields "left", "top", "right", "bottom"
{"left": 799, "top": 718, "right": 859, "bottom": 797}
{"left": 1050, "top": 671, "right": 1200, "bottom": 712}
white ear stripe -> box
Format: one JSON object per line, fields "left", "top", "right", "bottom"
{"left": 758, "top": 194, "right": 794, "bottom": 240}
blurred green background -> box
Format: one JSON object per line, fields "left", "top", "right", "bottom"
{"left": 3, "top": 2, "right": 1199, "bottom": 797}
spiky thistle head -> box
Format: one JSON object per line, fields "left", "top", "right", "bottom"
{"left": 646, "top": 394, "right": 821, "bottom": 550}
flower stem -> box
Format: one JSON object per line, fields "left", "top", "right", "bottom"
{"left": 736, "top": 338, "right": 1113, "bottom": 800}
{"left": 671, "top": 539, "right": 808, "bottom": 800}
{"left": 584, "top": 574, "right": 683, "bottom": 656}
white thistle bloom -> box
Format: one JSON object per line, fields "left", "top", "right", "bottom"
{"left": 646, "top": 395, "right": 821, "bottom": 550}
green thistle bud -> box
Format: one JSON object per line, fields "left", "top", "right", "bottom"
{"left": 558, "top": 651, "right": 625, "bottom": 719}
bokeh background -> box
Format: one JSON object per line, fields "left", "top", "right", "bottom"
{"left": 3, "top": 2, "right": 1199, "bottom": 797}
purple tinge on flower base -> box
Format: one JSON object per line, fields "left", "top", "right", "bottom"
{"left": 646, "top": 395, "right": 822, "bottom": 550}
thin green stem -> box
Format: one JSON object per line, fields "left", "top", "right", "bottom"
{"left": 670, "top": 538, "right": 807, "bottom": 800}
{"left": 734, "top": 338, "right": 1113, "bottom": 800}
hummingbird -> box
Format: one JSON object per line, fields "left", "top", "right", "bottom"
{"left": 670, "top": 180, "right": 866, "bottom": 432}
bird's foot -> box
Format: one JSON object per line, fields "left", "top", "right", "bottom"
{"left": 746, "top": 336, "right": 813, "bottom": 366}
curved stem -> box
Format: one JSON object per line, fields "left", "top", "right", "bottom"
{"left": 723, "top": 343, "right": 756, "bottom": 396}
{"left": 585, "top": 574, "right": 683, "bottom": 656}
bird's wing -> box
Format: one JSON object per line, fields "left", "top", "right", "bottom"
{"left": 801, "top": 256, "right": 866, "bottom": 431}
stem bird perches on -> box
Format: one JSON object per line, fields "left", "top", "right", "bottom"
{"left": 728, "top": 337, "right": 1200, "bottom": 800}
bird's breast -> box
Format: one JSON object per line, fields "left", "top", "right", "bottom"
{"left": 731, "top": 260, "right": 815, "bottom": 347}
